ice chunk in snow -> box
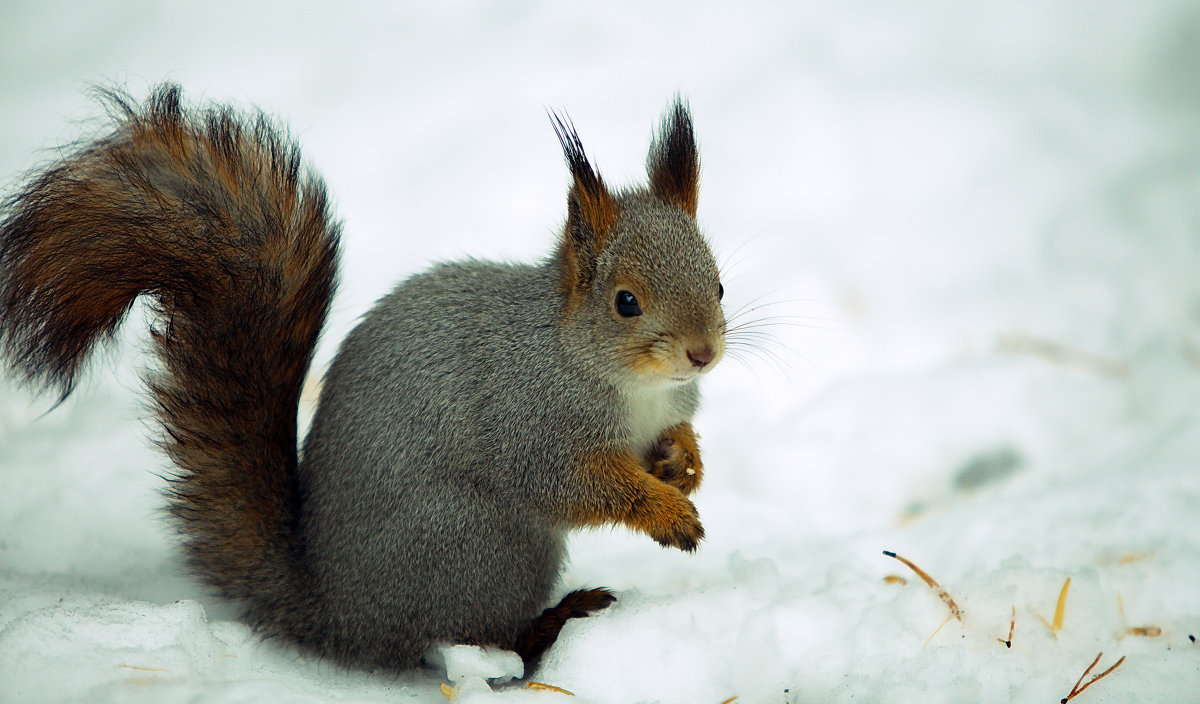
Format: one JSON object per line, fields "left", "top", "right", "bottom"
{"left": 430, "top": 643, "right": 524, "bottom": 698}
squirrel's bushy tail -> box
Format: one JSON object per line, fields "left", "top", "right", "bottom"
{"left": 0, "top": 84, "right": 339, "bottom": 631}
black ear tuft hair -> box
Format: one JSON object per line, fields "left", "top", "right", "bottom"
{"left": 647, "top": 97, "right": 700, "bottom": 217}
{"left": 548, "top": 110, "right": 619, "bottom": 304}
{"left": 549, "top": 111, "right": 605, "bottom": 202}
{"left": 548, "top": 109, "right": 617, "bottom": 240}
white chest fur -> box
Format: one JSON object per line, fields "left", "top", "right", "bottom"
{"left": 621, "top": 383, "right": 689, "bottom": 456}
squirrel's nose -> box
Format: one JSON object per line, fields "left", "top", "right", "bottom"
{"left": 687, "top": 345, "right": 715, "bottom": 369}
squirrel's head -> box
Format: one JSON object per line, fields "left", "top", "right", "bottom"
{"left": 552, "top": 100, "right": 725, "bottom": 388}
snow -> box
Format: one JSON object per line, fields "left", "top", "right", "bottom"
{"left": 2, "top": 1, "right": 1199, "bottom": 702}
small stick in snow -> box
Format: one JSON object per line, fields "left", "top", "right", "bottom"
{"left": 999, "top": 332, "right": 1131, "bottom": 378}
{"left": 718, "top": 697, "right": 739, "bottom": 704}
{"left": 1060, "top": 652, "right": 1125, "bottom": 702}
{"left": 526, "top": 681, "right": 576, "bottom": 696}
{"left": 923, "top": 614, "right": 953, "bottom": 649}
{"left": 119, "top": 664, "right": 170, "bottom": 672}
{"left": 996, "top": 605, "right": 1016, "bottom": 648}
{"left": 881, "top": 550, "right": 962, "bottom": 622}
{"left": 1052, "top": 578, "right": 1070, "bottom": 632}
{"left": 1115, "top": 592, "right": 1162, "bottom": 638}
{"left": 1038, "top": 578, "right": 1071, "bottom": 637}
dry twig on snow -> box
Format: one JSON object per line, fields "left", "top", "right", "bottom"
{"left": 1060, "top": 652, "right": 1125, "bottom": 702}
{"left": 882, "top": 550, "right": 962, "bottom": 622}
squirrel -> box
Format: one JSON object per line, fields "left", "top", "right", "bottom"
{"left": 0, "top": 84, "right": 725, "bottom": 674}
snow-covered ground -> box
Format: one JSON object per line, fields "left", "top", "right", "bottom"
{"left": 2, "top": 1, "right": 1199, "bottom": 702}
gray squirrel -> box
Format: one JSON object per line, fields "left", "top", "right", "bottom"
{"left": 0, "top": 84, "right": 725, "bottom": 673}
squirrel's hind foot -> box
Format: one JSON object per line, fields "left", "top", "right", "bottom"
{"left": 514, "top": 588, "right": 616, "bottom": 673}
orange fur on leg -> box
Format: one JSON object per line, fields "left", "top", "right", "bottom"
{"left": 567, "top": 447, "right": 704, "bottom": 551}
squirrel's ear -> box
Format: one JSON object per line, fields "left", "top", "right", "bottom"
{"left": 551, "top": 112, "right": 618, "bottom": 301}
{"left": 647, "top": 98, "right": 700, "bottom": 217}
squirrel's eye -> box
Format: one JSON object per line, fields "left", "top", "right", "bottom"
{"left": 718, "top": 283, "right": 724, "bottom": 301}
{"left": 615, "top": 290, "right": 642, "bottom": 317}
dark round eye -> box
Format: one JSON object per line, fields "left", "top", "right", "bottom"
{"left": 615, "top": 290, "right": 642, "bottom": 317}
{"left": 718, "top": 283, "right": 724, "bottom": 301}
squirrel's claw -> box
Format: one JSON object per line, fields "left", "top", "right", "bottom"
{"left": 652, "top": 503, "right": 705, "bottom": 552}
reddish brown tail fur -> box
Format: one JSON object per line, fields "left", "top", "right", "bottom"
{"left": 0, "top": 84, "right": 340, "bottom": 633}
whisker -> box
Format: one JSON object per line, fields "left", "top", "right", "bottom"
{"left": 724, "top": 300, "right": 835, "bottom": 325}
{"left": 716, "top": 229, "right": 775, "bottom": 280}
{"left": 726, "top": 320, "right": 840, "bottom": 335}
{"left": 725, "top": 342, "right": 796, "bottom": 381}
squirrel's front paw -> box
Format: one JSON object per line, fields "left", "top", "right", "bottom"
{"left": 648, "top": 495, "right": 705, "bottom": 553}
{"left": 647, "top": 425, "right": 703, "bottom": 496}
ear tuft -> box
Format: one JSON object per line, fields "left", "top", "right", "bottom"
{"left": 647, "top": 97, "right": 700, "bottom": 217}
{"left": 550, "top": 111, "right": 619, "bottom": 304}
{"left": 550, "top": 111, "right": 618, "bottom": 238}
